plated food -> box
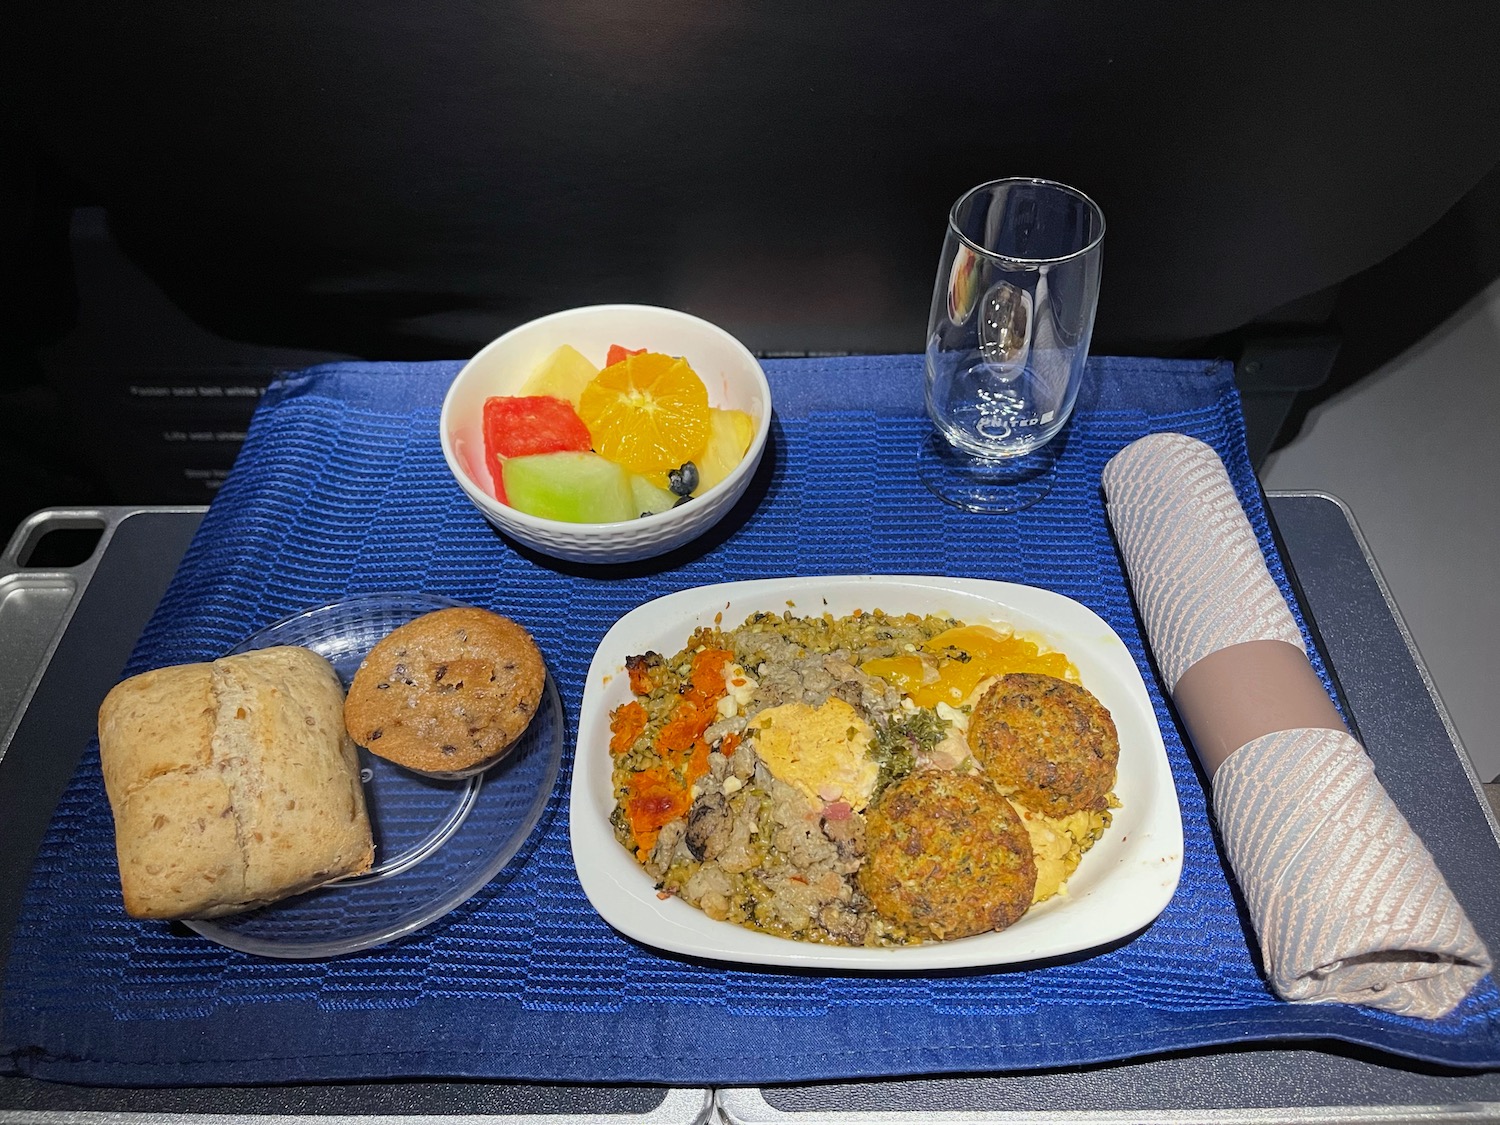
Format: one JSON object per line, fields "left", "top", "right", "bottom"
{"left": 606, "top": 608, "right": 1118, "bottom": 947}
{"left": 860, "top": 769, "right": 1038, "bottom": 940}
{"left": 572, "top": 576, "right": 1182, "bottom": 971}
{"left": 345, "top": 605, "right": 546, "bottom": 778}
{"left": 481, "top": 344, "right": 756, "bottom": 524}
{"left": 96, "top": 595, "right": 560, "bottom": 955}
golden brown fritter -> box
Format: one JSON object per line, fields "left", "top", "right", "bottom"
{"left": 967, "top": 672, "right": 1118, "bottom": 817}
{"left": 858, "top": 769, "right": 1037, "bottom": 940}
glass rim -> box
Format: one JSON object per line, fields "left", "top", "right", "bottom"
{"left": 948, "top": 177, "right": 1106, "bottom": 266}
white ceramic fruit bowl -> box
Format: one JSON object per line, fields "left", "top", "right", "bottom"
{"left": 440, "top": 304, "right": 772, "bottom": 564}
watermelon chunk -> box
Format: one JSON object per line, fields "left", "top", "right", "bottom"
{"left": 501, "top": 451, "right": 636, "bottom": 524}
{"left": 605, "top": 344, "right": 647, "bottom": 367}
{"left": 482, "top": 395, "right": 593, "bottom": 495}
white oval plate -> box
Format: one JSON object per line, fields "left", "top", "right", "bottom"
{"left": 571, "top": 575, "right": 1183, "bottom": 971}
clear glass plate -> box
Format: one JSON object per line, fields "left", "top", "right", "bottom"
{"left": 184, "top": 592, "right": 563, "bottom": 959}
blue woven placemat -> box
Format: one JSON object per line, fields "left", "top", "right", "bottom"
{"left": 5, "top": 354, "right": 1499, "bottom": 1086}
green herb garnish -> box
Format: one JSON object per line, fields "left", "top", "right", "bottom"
{"left": 869, "top": 708, "right": 950, "bottom": 800}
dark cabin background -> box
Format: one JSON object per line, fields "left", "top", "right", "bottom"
{"left": 4, "top": 1, "right": 1499, "bottom": 542}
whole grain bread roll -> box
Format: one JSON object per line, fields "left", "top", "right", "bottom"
{"left": 97, "top": 646, "right": 375, "bottom": 919}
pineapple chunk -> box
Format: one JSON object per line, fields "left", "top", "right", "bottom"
{"left": 518, "top": 345, "right": 599, "bottom": 408}
{"left": 692, "top": 409, "right": 756, "bottom": 496}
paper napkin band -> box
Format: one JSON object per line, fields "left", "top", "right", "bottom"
{"left": 1172, "top": 639, "right": 1346, "bottom": 777}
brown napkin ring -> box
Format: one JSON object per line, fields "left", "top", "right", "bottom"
{"left": 1172, "top": 639, "right": 1347, "bottom": 778}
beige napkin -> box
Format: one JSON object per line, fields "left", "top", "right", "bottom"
{"left": 1102, "top": 432, "right": 1490, "bottom": 1017}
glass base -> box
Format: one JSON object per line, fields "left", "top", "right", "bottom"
{"left": 918, "top": 432, "right": 1060, "bottom": 513}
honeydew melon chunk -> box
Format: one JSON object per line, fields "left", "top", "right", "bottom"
{"left": 691, "top": 409, "right": 757, "bottom": 496}
{"left": 517, "top": 345, "right": 599, "bottom": 408}
{"left": 630, "top": 473, "right": 680, "bottom": 517}
{"left": 501, "top": 451, "right": 635, "bottom": 523}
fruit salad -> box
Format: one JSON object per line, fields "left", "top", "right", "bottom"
{"left": 482, "top": 344, "right": 756, "bottom": 524}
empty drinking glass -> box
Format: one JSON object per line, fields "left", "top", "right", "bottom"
{"left": 920, "top": 178, "right": 1105, "bottom": 512}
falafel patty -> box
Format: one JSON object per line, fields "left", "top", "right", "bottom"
{"left": 858, "top": 769, "right": 1036, "bottom": 940}
{"left": 968, "top": 672, "right": 1119, "bottom": 817}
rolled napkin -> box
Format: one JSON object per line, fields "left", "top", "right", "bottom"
{"left": 1102, "top": 432, "right": 1490, "bottom": 1018}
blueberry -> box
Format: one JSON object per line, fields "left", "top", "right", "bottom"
{"left": 667, "top": 461, "right": 700, "bottom": 496}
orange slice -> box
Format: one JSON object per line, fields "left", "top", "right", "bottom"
{"left": 578, "top": 352, "right": 711, "bottom": 474}
{"left": 862, "top": 625, "right": 1076, "bottom": 709}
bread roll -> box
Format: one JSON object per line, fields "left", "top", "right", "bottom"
{"left": 97, "top": 646, "right": 375, "bottom": 919}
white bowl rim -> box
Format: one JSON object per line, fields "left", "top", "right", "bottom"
{"left": 439, "top": 303, "right": 772, "bottom": 532}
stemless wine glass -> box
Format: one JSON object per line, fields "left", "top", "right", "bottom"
{"left": 920, "top": 178, "right": 1105, "bottom": 512}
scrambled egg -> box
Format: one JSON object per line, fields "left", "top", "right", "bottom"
{"left": 1010, "top": 802, "right": 1111, "bottom": 903}
{"left": 747, "top": 698, "right": 879, "bottom": 810}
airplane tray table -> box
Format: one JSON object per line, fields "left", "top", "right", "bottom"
{"left": 2, "top": 494, "right": 1498, "bottom": 1123}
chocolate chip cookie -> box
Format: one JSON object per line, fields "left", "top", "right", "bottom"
{"left": 345, "top": 606, "right": 545, "bottom": 777}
